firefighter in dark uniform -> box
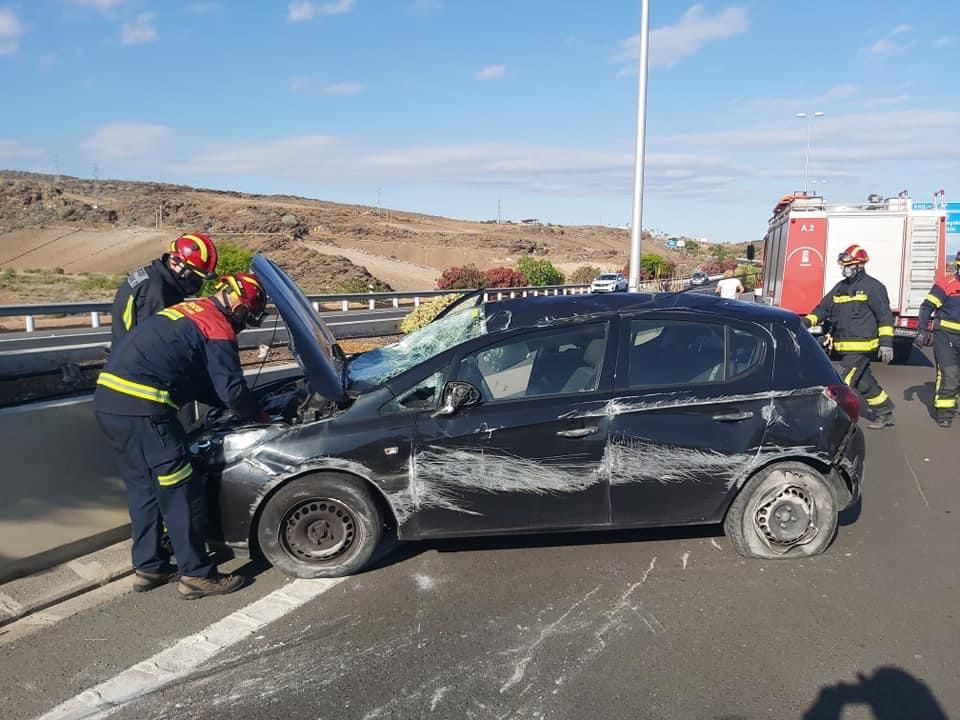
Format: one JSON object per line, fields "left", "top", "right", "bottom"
{"left": 110, "top": 232, "right": 219, "bottom": 349}
{"left": 915, "top": 251, "right": 960, "bottom": 428}
{"left": 802, "top": 245, "right": 896, "bottom": 429}
{"left": 94, "top": 272, "right": 268, "bottom": 599}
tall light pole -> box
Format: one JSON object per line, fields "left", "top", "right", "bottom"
{"left": 795, "top": 111, "right": 824, "bottom": 194}
{"left": 628, "top": 0, "right": 651, "bottom": 291}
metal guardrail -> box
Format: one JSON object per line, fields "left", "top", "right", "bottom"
{"left": 0, "top": 275, "right": 724, "bottom": 333}
{"left": 0, "top": 285, "right": 597, "bottom": 332}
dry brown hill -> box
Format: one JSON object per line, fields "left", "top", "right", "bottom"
{"left": 0, "top": 170, "right": 745, "bottom": 303}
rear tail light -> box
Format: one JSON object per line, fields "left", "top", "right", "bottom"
{"left": 824, "top": 384, "right": 860, "bottom": 423}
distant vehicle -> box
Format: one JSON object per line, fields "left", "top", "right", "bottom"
{"left": 591, "top": 273, "right": 628, "bottom": 293}
{"left": 759, "top": 191, "right": 949, "bottom": 363}
{"left": 194, "top": 259, "right": 866, "bottom": 578}
{"left": 689, "top": 271, "right": 710, "bottom": 287}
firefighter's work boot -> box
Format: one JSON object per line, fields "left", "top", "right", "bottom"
{"left": 178, "top": 573, "right": 245, "bottom": 600}
{"left": 867, "top": 412, "right": 895, "bottom": 429}
{"left": 133, "top": 567, "right": 177, "bottom": 593}
{"left": 936, "top": 415, "right": 953, "bottom": 429}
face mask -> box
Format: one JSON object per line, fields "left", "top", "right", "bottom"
{"left": 841, "top": 265, "right": 859, "bottom": 279}
{"left": 227, "top": 304, "right": 249, "bottom": 333}
{"left": 175, "top": 269, "right": 204, "bottom": 296}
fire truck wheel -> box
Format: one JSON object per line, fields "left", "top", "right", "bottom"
{"left": 891, "top": 339, "right": 913, "bottom": 364}
{"left": 724, "top": 462, "right": 839, "bottom": 560}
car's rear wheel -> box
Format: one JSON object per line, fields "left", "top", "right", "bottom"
{"left": 723, "top": 462, "right": 839, "bottom": 560}
{"left": 256, "top": 473, "right": 383, "bottom": 578}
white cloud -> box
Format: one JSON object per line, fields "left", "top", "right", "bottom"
{"left": 289, "top": 76, "right": 310, "bottom": 92}
{"left": 934, "top": 36, "right": 953, "bottom": 48}
{"left": 68, "top": 0, "right": 125, "bottom": 12}
{"left": 476, "top": 64, "right": 506, "bottom": 80}
{"left": 825, "top": 84, "right": 857, "bottom": 100}
{"left": 0, "top": 139, "right": 44, "bottom": 161}
{"left": 122, "top": 13, "right": 157, "bottom": 45}
{"left": 0, "top": 8, "right": 24, "bottom": 56}
{"left": 618, "top": 4, "right": 749, "bottom": 70}
{"left": 288, "top": 0, "right": 354, "bottom": 21}
{"left": 176, "top": 135, "right": 338, "bottom": 175}
{"left": 287, "top": 1, "right": 315, "bottom": 22}
{"left": 324, "top": 82, "right": 365, "bottom": 94}
{"left": 410, "top": 0, "right": 442, "bottom": 12}
{"left": 82, "top": 123, "right": 173, "bottom": 160}
{"left": 868, "top": 25, "right": 914, "bottom": 55}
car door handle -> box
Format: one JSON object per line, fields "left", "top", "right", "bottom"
{"left": 556, "top": 426, "right": 599, "bottom": 438}
{"left": 711, "top": 411, "right": 754, "bottom": 422}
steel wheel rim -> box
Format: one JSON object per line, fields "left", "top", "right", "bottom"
{"left": 281, "top": 497, "right": 359, "bottom": 563}
{"left": 754, "top": 483, "right": 818, "bottom": 550}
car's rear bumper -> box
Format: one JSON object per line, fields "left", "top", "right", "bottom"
{"left": 834, "top": 423, "right": 865, "bottom": 509}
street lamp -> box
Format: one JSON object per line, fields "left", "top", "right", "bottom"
{"left": 628, "top": 0, "right": 651, "bottom": 292}
{"left": 795, "top": 111, "right": 824, "bottom": 194}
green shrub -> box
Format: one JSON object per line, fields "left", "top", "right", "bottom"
{"left": 517, "top": 257, "right": 564, "bottom": 286}
{"left": 201, "top": 242, "right": 253, "bottom": 295}
{"left": 437, "top": 265, "right": 487, "bottom": 290}
{"left": 333, "top": 276, "right": 390, "bottom": 294}
{"left": 400, "top": 294, "right": 462, "bottom": 334}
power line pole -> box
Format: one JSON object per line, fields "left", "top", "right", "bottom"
{"left": 93, "top": 163, "right": 101, "bottom": 209}
{"left": 497, "top": 199, "right": 502, "bottom": 225}
{"left": 377, "top": 187, "right": 382, "bottom": 218}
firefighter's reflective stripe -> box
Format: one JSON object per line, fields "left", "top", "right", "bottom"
{"left": 878, "top": 325, "right": 894, "bottom": 337}
{"left": 122, "top": 296, "right": 135, "bottom": 331}
{"left": 833, "top": 338, "right": 880, "bottom": 352}
{"left": 805, "top": 314, "right": 819, "bottom": 325}
{"left": 833, "top": 295, "right": 869, "bottom": 303}
{"left": 940, "top": 318, "right": 960, "bottom": 332}
{"left": 158, "top": 308, "right": 184, "bottom": 321}
{"left": 157, "top": 463, "right": 192, "bottom": 487}
{"left": 843, "top": 366, "right": 858, "bottom": 386}
{"left": 935, "top": 396, "right": 958, "bottom": 409}
{"left": 96, "top": 372, "right": 178, "bottom": 409}
{"left": 866, "top": 391, "right": 889, "bottom": 406}
{"left": 926, "top": 293, "right": 944, "bottom": 308}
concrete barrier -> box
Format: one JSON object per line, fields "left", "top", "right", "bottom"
{"left": 0, "top": 364, "right": 301, "bottom": 584}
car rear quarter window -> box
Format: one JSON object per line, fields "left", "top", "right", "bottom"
{"left": 728, "top": 326, "right": 765, "bottom": 379}
{"left": 457, "top": 323, "right": 608, "bottom": 401}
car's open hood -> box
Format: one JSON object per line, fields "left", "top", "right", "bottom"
{"left": 251, "top": 253, "right": 346, "bottom": 404}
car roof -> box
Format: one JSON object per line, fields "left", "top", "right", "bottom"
{"left": 483, "top": 291, "right": 801, "bottom": 330}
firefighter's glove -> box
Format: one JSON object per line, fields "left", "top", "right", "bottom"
{"left": 801, "top": 316, "right": 813, "bottom": 329}
{"left": 916, "top": 330, "right": 934, "bottom": 347}
{"left": 878, "top": 346, "right": 894, "bottom": 364}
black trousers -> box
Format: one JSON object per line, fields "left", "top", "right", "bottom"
{"left": 95, "top": 412, "right": 216, "bottom": 579}
{"left": 933, "top": 331, "right": 960, "bottom": 419}
{"left": 839, "top": 352, "right": 893, "bottom": 416}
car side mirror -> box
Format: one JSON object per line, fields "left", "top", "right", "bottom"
{"left": 432, "top": 381, "right": 481, "bottom": 417}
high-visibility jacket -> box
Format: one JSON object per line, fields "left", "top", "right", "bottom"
{"left": 94, "top": 297, "right": 256, "bottom": 418}
{"left": 805, "top": 272, "right": 895, "bottom": 354}
{"left": 917, "top": 276, "right": 960, "bottom": 335}
{"left": 110, "top": 258, "right": 186, "bottom": 349}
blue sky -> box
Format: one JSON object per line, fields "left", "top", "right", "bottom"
{"left": 0, "top": 0, "right": 957, "bottom": 243}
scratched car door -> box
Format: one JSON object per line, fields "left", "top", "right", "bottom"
{"left": 607, "top": 314, "right": 773, "bottom": 527}
{"left": 406, "top": 321, "right": 617, "bottom": 537}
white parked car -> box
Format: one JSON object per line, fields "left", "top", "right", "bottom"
{"left": 590, "top": 272, "right": 628, "bottom": 293}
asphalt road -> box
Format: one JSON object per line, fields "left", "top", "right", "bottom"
{"left": 2, "top": 346, "right": 959, "bottom": 720}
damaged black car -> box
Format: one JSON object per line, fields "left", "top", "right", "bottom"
{"left": 189, "top": 254, "right": 865, "bottom": 578}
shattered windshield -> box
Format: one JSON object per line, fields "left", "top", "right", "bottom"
{"left": 346, "top": 307, "right": 486, "bottom": 393}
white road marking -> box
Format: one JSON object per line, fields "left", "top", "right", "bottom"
{"left": 35, "top": 578, "right": 346, "bottom": 720}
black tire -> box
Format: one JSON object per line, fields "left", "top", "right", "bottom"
{"left": 256, "top": 472, "right": 383, "bottom": 578}
{"left": 891, "top": 338, "right": 913, "bottom": 364}
{"left": 723, "top": 462, "right": 839, "bottom": 560}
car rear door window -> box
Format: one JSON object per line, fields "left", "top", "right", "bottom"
{"left": 628, "top": 319, "right": 767, "bottom": 388}
{"left": 458, "top": 323, "right": 608, "bottom": 401}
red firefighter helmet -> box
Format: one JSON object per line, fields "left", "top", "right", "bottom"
{"left": 216, "top": 271, "right": 267, "bottom": 326}
{"left": 838, "top": 245, "right": 869, "bottom": 266}
{"left": 169, "top": 232, "right": 218, "bottom": 279}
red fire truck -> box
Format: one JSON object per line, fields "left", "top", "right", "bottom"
{"left": 758, "top": 191, "right": 949, "bottom": 363}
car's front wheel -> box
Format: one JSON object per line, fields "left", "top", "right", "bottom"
{"left": 256, "top": 472, "right": 383, "bottom": 578}
{"left": 723, "top": 462, "right": 839, "bottom": 560}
